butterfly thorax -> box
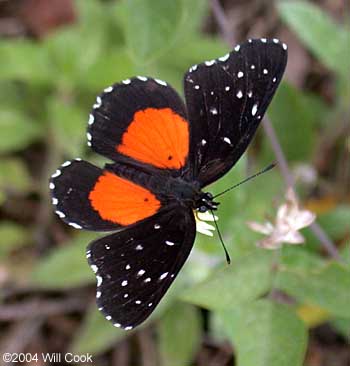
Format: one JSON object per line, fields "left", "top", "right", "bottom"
{"left": 163, "top": 176, "right": 219, "bottom": 213}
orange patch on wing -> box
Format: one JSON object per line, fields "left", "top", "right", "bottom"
{"left": 117, "top": 108, "right": 189, "bottom": 169}
{"left": 89, "top": 172, "right": 161, "bottom": 226}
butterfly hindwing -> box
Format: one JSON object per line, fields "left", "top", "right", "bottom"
{"left": 87, "top": 206, "right": 196, "bottom": 329}
{"left": 184, "top": 38, "right": 288, "bottom": 186}
{"left": 88, "top": 77, "right": 190, "bottom": 172}
{"left": 50, "top": 160, "right": 164, "bottom": 231}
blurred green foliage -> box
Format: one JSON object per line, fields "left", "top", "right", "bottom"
{"left": 0, "top": 0, "right": 349, "bottom": 365}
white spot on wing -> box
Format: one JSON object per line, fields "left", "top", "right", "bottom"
{"left": 135, "top": 244, "right": 143, "bottom": 250}
{"left": 210, "top": 107, "right": 218, "bottom": 115}
{"left": 223, "top": 137, "right": 232, "bottom": 145}
{"left": 252, "top": 104, "right": 258, "bottom": 116}
{"left": 88, "top": 114, "right": 94, "bottom": 125}
{"left": 165, "top": 240, "right": 175, "bottom": 246}
{"left": 49, "top": 182, "right": 55, "bottom": 189}
{"left": 159, "top": 272, "right": 169, "bottom": 280}
{"left": 225, "top": 86, "right": 230, "bottom": 91}
{"left": 91, "top": 264, "right": 98, "bottom": 273}
{"left": 69, "top": 222, "right": 82, "bottom": 229}
{"left": 263, "top": 69, "right": 268, "bottom": 74}
{"left": 125, "top": 264, "right": 131, "bottom": 270}
{"left": 106, "top": 315, "right": 112, "bottom": 320}
{"left": 283, "top": 43, "right": 288, "bottom": 50}
{"left": 52, "top": 197, "right": 58, "bottom": 205}
{"left": 137, "top": 269, "right": 146, "bottom": 276}
{"left": 154, "top": 224, "right": 161, "bottom": 229}
{"left": 273, "top": 38, "right": 279, "bottom": 43}
{"left": 261, "top": 38, "right": 267, "bottom": 43}
{"left": 97, "top": 276, "right": 102, "bottom": 286}
{"left": 93, "top": 96, "right": 102, "bottom": 109}
{"left": 201, "top": 139, "right": 207, "bottom": 146}
{"left": 155, "top": 78, "right": 167, "bottom": 86}
{"left": 104, "top": 86, "right": 113, "bottom": 93}
{"left": 234, "top": 45, "right": 240, "bottom": 51}
{"left": 237, "top": 71, "right": 244, "bottom": 78}
{"left": 122, "top": 280, "right": 128, "bottom": 287}
{"left": 194, "top": 85, "right": 200, "bottom": 90}
{"left": 122, "top": 79, "right": 131, "bottom": 84}
{"left": 55, "top": 210, "right": 65, "bottom": 218}
{"left": 219, "top": 53, "right": 230, "bottom": 62}
{"left": 62, "top": 161, "right": 71, "bottom": 167}
{"left": 236, "top": 90, "right": 243, "bottom": 99}
{"left": 51, "top": 170, "right": 61, "bottom": 178}
{"left": 137, "top": 76, "right": 147, "bottom": 81}
{"left": 96, "top": 291, "right": 101, "bottom": 298}
{"left": 205, "top": 60, "right": 215, "bottom": 66}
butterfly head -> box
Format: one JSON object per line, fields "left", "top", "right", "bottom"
{"left": 196, "top": 192, "right": 219, "bottom": 213}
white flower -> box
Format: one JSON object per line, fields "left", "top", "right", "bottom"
{"left": 195, "top": 211, "right": 218, "bottom": 237}
{"left": 247, "top": 188, "right": 316, "bottom": 249}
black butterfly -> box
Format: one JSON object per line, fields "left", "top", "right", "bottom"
{"left": 49, "top": 38, "right": 287, "bottom": 330}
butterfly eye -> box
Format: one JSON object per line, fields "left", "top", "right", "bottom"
{"left": 198, "top": 206, "right": 207, "bottom": 213}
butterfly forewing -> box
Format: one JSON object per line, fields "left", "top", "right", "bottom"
{"left": 88, "top": 77, "right": 190, "bottom": 172}
{"left": 184, "top": 38, "right": 288, "bottom": 186}
{"left": 87, "top": 207, "right": 196, "bottom": 329}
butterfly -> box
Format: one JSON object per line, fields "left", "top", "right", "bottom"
{"left": 49, "top": 38, "right": 287, "bottom": 330}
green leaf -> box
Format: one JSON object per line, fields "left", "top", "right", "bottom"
{"left": 180, "top": 251, "right": 274, "bottom": 310}
{"left": 0, "top": 109, "right": 42, "bottom": 153}
{"left": 0, "top": 40, "right": 52, "bottom": 83}
{"left": 276, "top": 262, "right": 350, "bottom": 318}
{"left": 278, "top": 1, "right": 349, "bottom": 76}
{"left": 81, "top": 49, "right": 135, "bottom": 91}
{"left": 265, "top": 82, "right": 316, "bottom": 161}
{"left": 31, "top": 232, "right": 97, "bottom": 288}
{"left": 156, "top": 36, "right": 229, "bottom": 91}
{"left": 158, "top": 302, "right": 201, "bottom": 366}
{"left": 220, "top": 299, "right": 307, "bottom": 366}
{"left": 70, "top": 305, "right": 127, "bottom": 355}
{"left": 44, "top": 0, "right": 109, "bottom": 88}
{"left": 121, "top": 0, "right": 207, "bottom": 64}
{"left": 0, "top": 158, "right": 32, "bottom": 193}
{"left": 47, "top": 97, "right": 87, "bottom": 157}
{"left": 331, "top": 317, "right": 350, "bottom": 341}
{"left": 0, "top": 222, "right": 29, "bottom": 258}
{"left": 280, "top": 247, "right": 326, "bottom": 271}
{"left": 317, "top": 205, "right": 350, "bottom": 240}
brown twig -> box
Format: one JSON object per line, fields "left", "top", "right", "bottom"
{"left": 0, "top": 297, "right": 85, "bottom": 321}
{"left": 0, "top": 317, "right": 44, "bottom": 355}
{"left": 210, "top": 0, "right": 235, "bottom": 46}
{"left": 210, "top": 0, "right": 341, "bottom": 261}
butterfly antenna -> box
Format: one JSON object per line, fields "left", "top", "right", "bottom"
{"left": 210, "top": 209, "right": 231, "bottom": 264}
{"left": 213, "top": 163, "right": 275, "bottom": 199}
